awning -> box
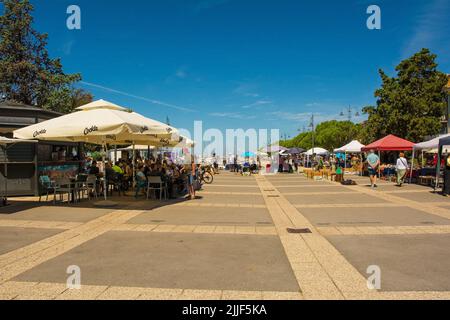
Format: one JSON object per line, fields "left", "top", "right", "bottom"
{"left": 361, "top": 135, "right": 414, "bottom": 152}
{"left": 334, "top": 140, "right": 365, "bottom": 153}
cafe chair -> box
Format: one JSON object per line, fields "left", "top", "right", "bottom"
{"left": 38, "top": 175, "right": 59, "bottom": 204}
{"left": 146, "top": 176, "right": 168, "bottom": 201}
{"left": 55, "top": 177, "right": 77, "bottom": 204}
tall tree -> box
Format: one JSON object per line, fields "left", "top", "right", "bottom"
{"left": 360, "top": 49, "right": 448, "bottom": 143}
{"left": 281, "top": 120, "right": 362, "bottom": 151}
{"left": 0, "top": 0, "right": 81, "bottom": 110}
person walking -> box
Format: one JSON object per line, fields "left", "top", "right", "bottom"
{"left": 395, "top": 152, "right": 408, "bottom": 187}
{"left": 367, "top": 150, "right": 380, "bottom": 188}
{"left": 443, "top": 154, "right": 450, "bottom": 197}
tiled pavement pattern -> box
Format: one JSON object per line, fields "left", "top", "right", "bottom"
{"left": 0, "top": 172, "right": 450, "bottom": 300}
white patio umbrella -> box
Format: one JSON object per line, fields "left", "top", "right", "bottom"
{"left": 0, "top": 137, "right": 38, "bottom": 206}
{"left": 13, "top": 99, "right": 180, "bottom": 204}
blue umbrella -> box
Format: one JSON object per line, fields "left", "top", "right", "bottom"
{"left": 241, "top": 151, "right": 256, "bottom": 157}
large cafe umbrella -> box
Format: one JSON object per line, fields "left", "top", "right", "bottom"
{"left": 0, "top": 137, "right": 38, "bottom": 206}
{"left": 13, "top": 99, "right": 180, "bottom": 204}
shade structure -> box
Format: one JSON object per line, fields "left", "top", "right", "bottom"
{"left": 287, "top": 147, "right": 305, "bottom": 155}
{"left": 13, "top": 99, "right": 179, "bottom": 146}
{"left": 13, "top": 99, "right": 181, "bottom": 204}
{"left": 0, "top": 137, "right": 38, "bottom": 206}
{"left": 305, "top": 147, "right": 328, "bottom": 156}
{"left": 334, "top": 140, "right": 365, "bottom": 153}
{"left": 414, "top": 134, "right": 450, "bottom": 151}
{"left": 264, "top": 145, "right": 287, "bottom": 153}
{"left": 241, "top": 151, "right": 256, "bottom": 157}
{"left": 361, "top": 135, "right": 414, "bottom": 152}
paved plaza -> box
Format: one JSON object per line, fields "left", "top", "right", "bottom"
{"left": 1, "top": 172, "right": 450, "bottom": 300}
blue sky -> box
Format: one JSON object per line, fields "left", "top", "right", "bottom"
{"left": 3, "top": 0, "right": 450, "bottom": 137}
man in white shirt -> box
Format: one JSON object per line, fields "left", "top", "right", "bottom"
{"left": 396, "top": 152, "right": 408, "bottom": 187}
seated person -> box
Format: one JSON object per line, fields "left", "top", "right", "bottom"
{"left": 89, "top": 161, "right": 100, "bottom": 176}
{"left": 135, "top": 165, "right": 147, "bottom": 198}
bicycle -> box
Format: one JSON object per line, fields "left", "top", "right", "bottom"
{"left": 199, "top": 167, "right": 214, "bottom": 184}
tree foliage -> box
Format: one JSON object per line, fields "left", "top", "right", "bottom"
{"left": 0, "top": 0, "right": 87, "bottom": 112}
{"left": 359, "top": 48, "right": 448, "bottom": 144}
{"left": 282, "top": 120, "right": 362, "bottom": 151}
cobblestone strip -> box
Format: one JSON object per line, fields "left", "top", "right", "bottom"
{"left": 0, "top": 281, "right": 304, "bottom": 300}
{"left": 317, "top": 225, "right": 450, "bottom": 236}
{"left": 112, "top": 224, "right": 277, "bottom": 235}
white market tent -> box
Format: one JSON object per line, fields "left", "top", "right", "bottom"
{"left": 13, "top": 99, "right": 181, "bottom": 203}
{"left": 409, "top": 134, "right": 450, "bottom": 183}
{"left": 334, "top": 140, "right": 365, "bottom": 153}
{"left": 334, "top": 140, "right": 365, "bottom": 175}
{"left": 0, "top": 137, "right": 38, "bottom": 206}
{"left": 305, "top": 147, "right": 328, "bottom": 156}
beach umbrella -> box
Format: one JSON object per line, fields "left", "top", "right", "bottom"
{"left": 13, "top": 99, "right": 180, "bottom": 204}
{"left": 241, "top": 151, "right": 256, "bottom": 158}
{"left": 14, "top": 99, "right": 179, "bottom": 145}
{"left": 0, "top": 137, "right": 38, "bottom": 206}
{"left": 287, "top": 147, "right": 305, "bottom": 155}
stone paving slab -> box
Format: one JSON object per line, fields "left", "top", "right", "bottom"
{"left": 127, "top": 206, "right": 273, "bottom": 226}
{"left": 194, "top": 194, "right": 266, "bottom": 205}
{"left": 298, "top": 206, "right": 450, "bottom": 227}
{"left": 391, "top": 192, "right": 450, "bottom": 203}
{"left": 327, "top": 234, "right": 450, "bottom": 291}
{"left": 0, "top": 227, "right": 63, "bottom": 256}
{"left": 285, "top": 193, "right": 383, "bottom": 205}
{"left": 14, "top": 231, "right": 300, "bottom": 292}
{"left": 0, "top": 206, "right": 114, "bottom": 223}
{"left": 277, "top": 186, "right": 356, "bottom": 194}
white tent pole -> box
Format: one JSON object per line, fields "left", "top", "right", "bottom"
{"left": 378, "top": 150, "right": 381, "bottom": 179}
{"left": 435, "top": 146, "right": 442, "bottom": 190}
{"left": 409, "top": 148, "right": 415, "bottom": 184}
{"left": 344, "top": 151, "right": 347, "bottom": 177}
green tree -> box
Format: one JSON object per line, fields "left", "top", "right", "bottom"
{"left": 43, "top": 88, "right": 93, "bottom": 114}
{"left": 281, "top": 120, "right": 362, "bottom": 151}
{"left": 360, "top": 48, "right": 448, "bottom": 144}
{"left": 0, "top": 0, "right": 82, "bottom": 111}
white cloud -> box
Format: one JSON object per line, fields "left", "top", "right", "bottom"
{"left": 240, "top": 100, "right": 272, "bottom": 109}
{"left": 402, "top": 0, "right": 450, "bottom": 58}
{"left": 209, "top": 112, "right": 256, "bottom": 120}
{"left": 80, "top": 81, "right": 196, "bottom": 112}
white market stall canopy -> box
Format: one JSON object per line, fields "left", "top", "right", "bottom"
{"left": 305, "top": 147, "right": 329, "bottom": 156}
{"left": 334, "top": 140, "right": 365, "bottom": 153}
{"left": 13, "top": 99, "right": 180, "bottom": 147}
{"left": 413, "top": 134, "right": 450, "bottom": 151}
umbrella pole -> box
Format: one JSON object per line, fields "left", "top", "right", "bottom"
{"left": 103, "top": 143, "right": 108, "bottom": 201}
{"left": 132, "top": 143, "right": 136, "bottom": 191}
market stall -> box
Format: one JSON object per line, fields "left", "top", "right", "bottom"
{"left": 334, "top": 140, "right": 365, "bottom": 175}
{"left": 409, "top": 134, "right": 450, "bottom": 184}
{"left": 361, "top": 135, "right": 415, "bottom": 178}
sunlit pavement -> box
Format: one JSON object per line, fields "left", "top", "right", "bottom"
{"left": 1, "top": 172, "right": 450, "bottom": 300}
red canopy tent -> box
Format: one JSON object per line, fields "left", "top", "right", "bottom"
{"left": 361, "top": 134, "right": 415, "bottom": 152}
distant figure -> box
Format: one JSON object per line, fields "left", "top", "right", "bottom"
{"left": 395, "top": 153, "right": 408, "bottom": 187}
{"left": 367, "top": 150, "right": 380, "bottom": 188}
{"left": 443, "top": 155, "right": 450, "bottom": 197}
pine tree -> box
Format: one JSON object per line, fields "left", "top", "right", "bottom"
{"left": 0, "top": 0, "right": 81, "bottom": 109}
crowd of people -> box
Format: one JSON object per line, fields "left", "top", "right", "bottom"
{"left": 81, "top": 155, "right": 199, "bottom": 200}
